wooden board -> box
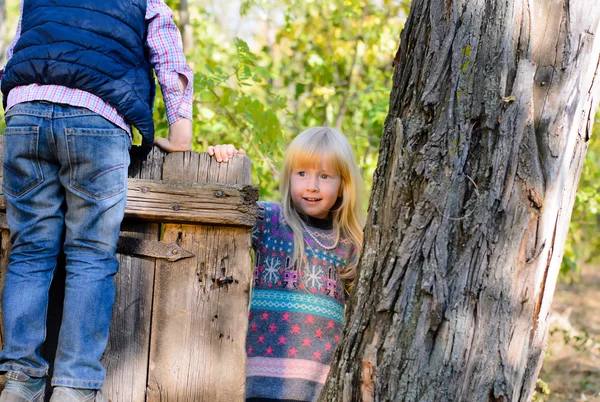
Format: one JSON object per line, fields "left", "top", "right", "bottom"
{"left": 125, "top": 179, "right": 257, "bottom": 227}
{"left": 0, "top": 175, "right": 258, "bottom": 229}
{"left": 101, "top": 222, "right": 159, "bottom": 402}
{"left": 146, "top": 152, "right": 252, "bottom": 401}
{"left": 101, "top": 147, "right": 166, "bottom": 401}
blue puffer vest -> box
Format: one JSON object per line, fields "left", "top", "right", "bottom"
{"left": 1, "top": 0, "right": 156, "bottom": 145}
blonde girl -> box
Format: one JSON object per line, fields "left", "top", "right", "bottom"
{"left": 209, "top": 126, "right": 365, "bottom": 402}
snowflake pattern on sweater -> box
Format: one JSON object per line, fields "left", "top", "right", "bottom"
{"left": 246, "top": 202, "right": 355, "bottom": 402}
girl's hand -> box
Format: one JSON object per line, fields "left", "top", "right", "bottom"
{"left": 207, "top": 144, "right": 246, "bottom": 162}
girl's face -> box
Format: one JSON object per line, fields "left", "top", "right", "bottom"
{"left": 290, "top": 158, "right": 342, "bottom": 219}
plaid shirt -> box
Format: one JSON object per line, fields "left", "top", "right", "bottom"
{"left": 0, "top": 0, "right": 193, "bottom": 133}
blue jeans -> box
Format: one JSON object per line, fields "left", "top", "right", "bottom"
{"left": 0, "top": 101, "right": 131, "bottom": 389}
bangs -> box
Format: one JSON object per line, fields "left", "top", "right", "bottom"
{"left": 285, "top": 130, "right": 347, "bottom": 175}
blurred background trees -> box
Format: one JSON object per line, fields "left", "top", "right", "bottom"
{"left": 1, "top": 0, "right": 599, "bottom": 292}
{"left": 158, "top": 0, "right": 409, "bottom": 199}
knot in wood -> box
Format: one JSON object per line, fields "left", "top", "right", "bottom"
{"left": 216, "top": 276, "right": 234, "bottom": 286}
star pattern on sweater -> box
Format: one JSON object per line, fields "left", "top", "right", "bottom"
{"left": 248, "top": 203, "right": 351, "bottom": 372}
{"left": 248, "top": 308, "right": 344, "bottom": 364}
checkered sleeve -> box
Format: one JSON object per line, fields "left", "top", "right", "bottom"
{"left": 145, "top": 0, "right": 194, "bottom": 125}
{"left": 5, "top": 0, "right": 23, "bottom": 63}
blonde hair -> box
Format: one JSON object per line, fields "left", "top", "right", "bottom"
{"left": 280, "top": 127, "right": 365, "bottom": 283}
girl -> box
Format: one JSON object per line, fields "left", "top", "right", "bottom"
{"left": 209, "top": 127, "right": 365, "bottom": 402}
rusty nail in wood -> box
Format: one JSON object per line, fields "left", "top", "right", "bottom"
{"left": 172, "top": 204, "right": 180, "bottom": 211}
{"left": 216, "top": 190, "right": 223, "bottom": 198}
{"left": 171, "top": 249, "right": 179, "bottom": 255}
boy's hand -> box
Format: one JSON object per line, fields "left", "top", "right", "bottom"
{"left": 154, "top": 118, "right": 192, "bottom": 152}
{"left": 207, "top": 144, "right": 246, "bottom": 162}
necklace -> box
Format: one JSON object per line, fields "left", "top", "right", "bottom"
{"left": 293, "top": 209, "right": 340, "bottom": 250}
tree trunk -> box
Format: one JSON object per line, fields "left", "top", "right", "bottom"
{"left": 321, "top": 0, "right": 600, "bottom": 401}
{"left": 179, "top": 0, "right": 193, "bottom": 53}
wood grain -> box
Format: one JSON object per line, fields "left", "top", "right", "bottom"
{"left": 146, "top": 152, "right": 252, "bottom": 401}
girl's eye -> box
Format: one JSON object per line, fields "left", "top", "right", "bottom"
{"left": 298, "top": 171, "right": 306, "bottom": 177}
{"left": 320, "top": 174, "right": 329, "bottom": 179}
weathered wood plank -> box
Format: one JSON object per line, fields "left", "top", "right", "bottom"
{"left": 146, "top": 152, "right": 252, "bottom": 402}
{"left": 0, "top": 162, "right": 258, "bottom": 228}
{"left": 146, "top": 224, "right": 251, "bottom": 401}
{"left": 102, "top": 221, "right": 158, "bottom": 402}
{"left": 125, "top": 178, "right": 258, "bottom": 227}
{"left": 101, "top": 148, "right": 166, "bottom": 402}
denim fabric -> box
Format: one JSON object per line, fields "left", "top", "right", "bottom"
{"left": 0, "top": 101, "right": 131, "bottom": 389}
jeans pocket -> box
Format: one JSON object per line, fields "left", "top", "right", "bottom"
{"left": 2, "top": 126, "right": 44, "bottom": 197}
{"left": 66, "top": 127, "right": 129, "bottom": 200}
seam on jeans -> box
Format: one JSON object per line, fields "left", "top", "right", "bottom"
{"left": 2, "top": 173, "right": 44, "bottom": 197}
{"left": 2, "top": 163, "right": 23, "bottom": 180}
{"left": 5, "top": 108, "right": 52, "bottom": 119}
{"left": 0, "top": 364, "right": 48, "bottom": 377}
{"left": 50, "top": 377, "right": 103, "bottom": 388}
{"left": 69, "top": 183, "right": 127, "bottom": 201}
{"left": 89, "top": 163, "right": 126, "bottom": 183}
{"left": 3, "top": 126, "right": 39, "bottom": 134}
{"left": 65, "top": 127, "right": 127, "bottom": 136}
{"left": 2, "top": 126, "right": 45, "bottom": 198}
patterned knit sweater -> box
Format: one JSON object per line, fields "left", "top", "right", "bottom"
{"left": 245, "top": 202, "right": 355, "bottom": 402}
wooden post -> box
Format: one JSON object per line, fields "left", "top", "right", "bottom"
{"left": 0, "top": 144, "right": 257, "bottom": 401}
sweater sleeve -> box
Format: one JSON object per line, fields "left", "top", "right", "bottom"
{"left": 252, "top": 201, "right": 268, "bottom": 250}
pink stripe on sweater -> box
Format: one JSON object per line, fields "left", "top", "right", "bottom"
{"left": 246, "top": 357, "right": 330, "bottom": 384}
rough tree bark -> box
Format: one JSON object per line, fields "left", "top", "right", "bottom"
{"left": 320, "top": 0, "right": 600, "bottom": 401}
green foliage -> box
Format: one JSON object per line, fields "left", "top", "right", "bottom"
{"left": 1, "top": 0, "right": 408, "bottom": 201}
{"left": 152, "top": 0, "right": 408, "bottom": 200}
{"left": 532, "top": 378, "right": 551, "bottom": 401}
{"left": 561, "top": 111, "right": 600, "bottom": 282}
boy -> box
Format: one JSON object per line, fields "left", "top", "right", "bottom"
{"left": 0, "top": 0, "right": 193, "bottom": 400}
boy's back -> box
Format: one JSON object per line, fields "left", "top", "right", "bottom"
{"left": 0, "top": 1, "right": 193, "bottom": 400}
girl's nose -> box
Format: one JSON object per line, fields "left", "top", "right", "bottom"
{"left": 307, "top": 176, "right": 319, "bottom": 191}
